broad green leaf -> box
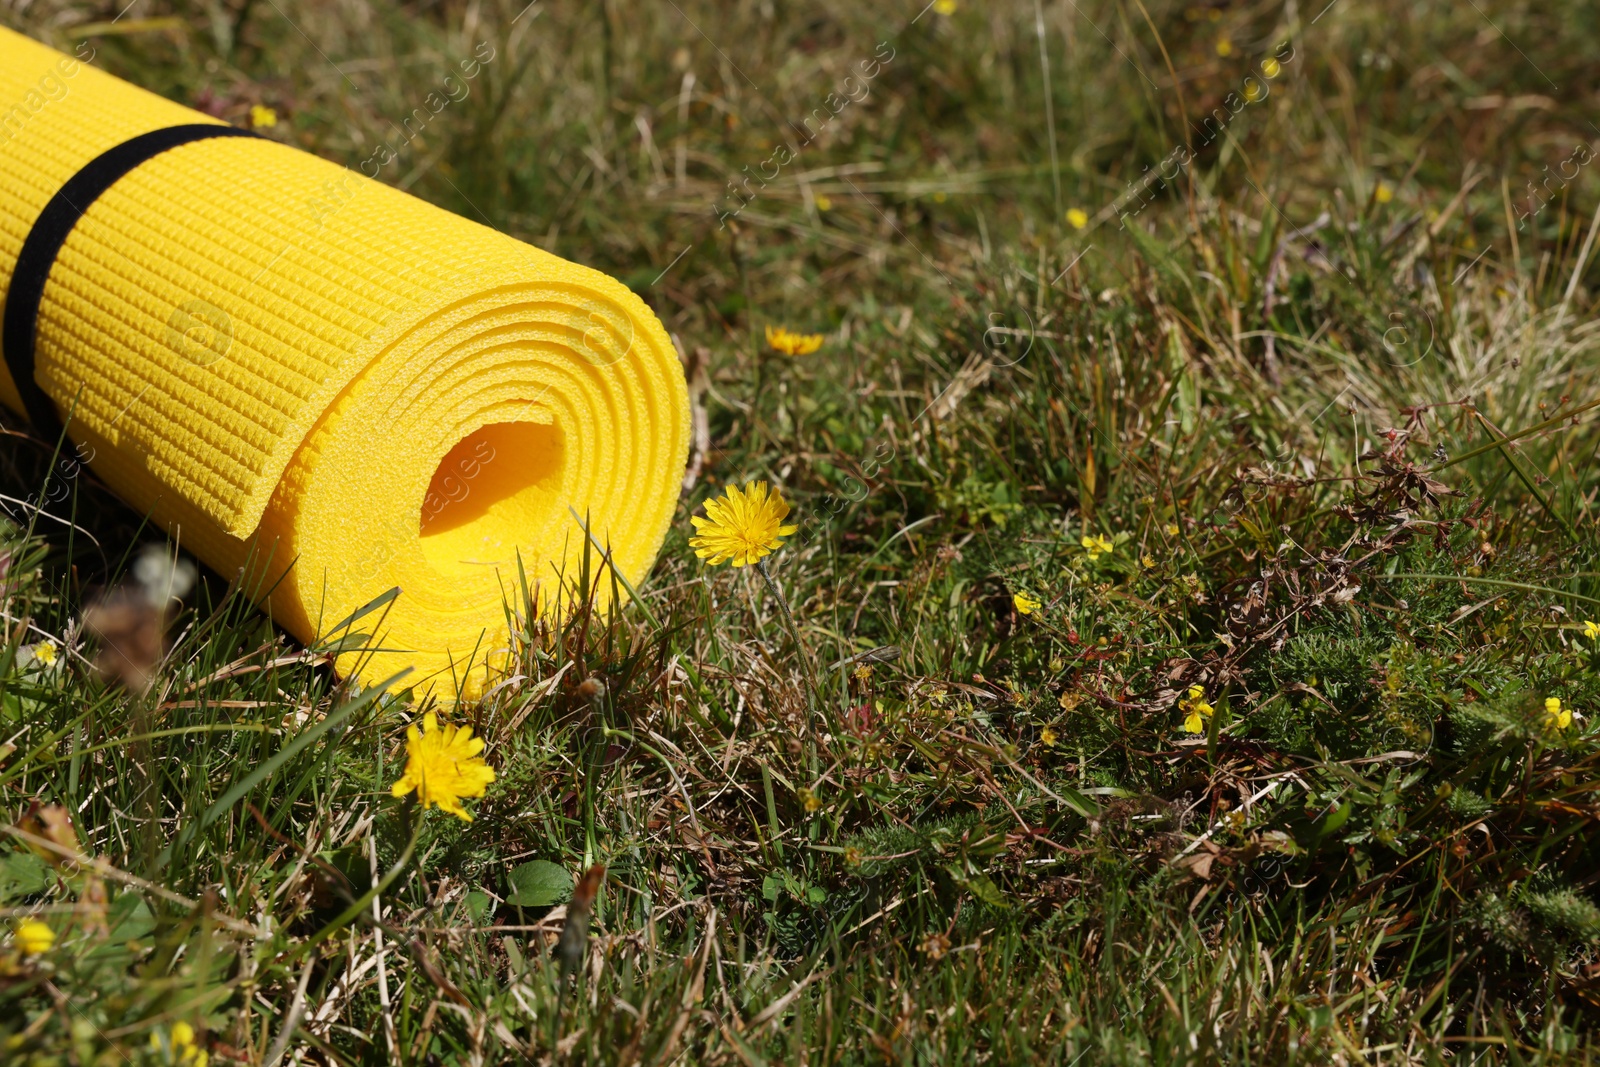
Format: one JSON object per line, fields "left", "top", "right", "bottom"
{"left": 0, "top": 851, "right": 49, "bottom": 901}
{"left": 506, "top": 860, "right": 572, "bottom": 907}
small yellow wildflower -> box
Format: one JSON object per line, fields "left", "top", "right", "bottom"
{"left": 1261, "top": 57, "right": 1282, "bottom": 78}
{"left": 1215, "top": 37, "right": 1233, "bottom": 57}
{"left": 853, "top": 663, "right": 874, "bottom": 682}
{"left": 1066, "top": 207, "right": 1089, "bottom": 230}
{"left": 1013, "top": 592, "right": 1042, "bottom": 615}
{"left": 814, "top": 194, "right": 833, "bottom": 211}
{"left": 12, "top": 918, "right": 53, "bottom": 956}
{"left": 1244, "top": 81, "right": 1265, "bottom": 101}
{"left": 1141, "top": 554, "right": 1156, "bottom": 569}
{"left": 933, "top": 0, "right": 957, "bottom": 13}
{"left": 1040, "top": 726, "right": 1058, "bottom": 747}
{"left": 765, "top": 324, "right": 824, "bottom": 356}
{"left": 150, "top": 1021, "right": 207, "bottom": 1066}
{"left": 689, "top": 481, "right": 798, "bottom": 567}
{"left": 249, "top": 104, "right": 277, "bottom": 129}
{"left": 1375, "top": 181, "right": 1394, "bottom": 204}
{"left": 32, "top": 640, "right": 58, "bottom": 667}
{"left": 390, "top": 713, "right": 496, "bottom": 821}
{"left": 1581, "top": 620, "right": 1598, "bottom": 640}
{"left": 1059, "top": 691, "right": 1083, "bottom": 712}
{"left": 799, "top": 788, "right": 822, "bottom": 812}
{"left": 1543, "top": 697, "right": 1572, "bottom": 731}
{"left": 1180, "top": 685, "right": 1214, "bottom": 734}
{"left": 843, "top": 846, "right": 863, "bottom": 866}
{"left": 1081, "top": 534, "right": 1114, "bottom": 561}
{"left": 1166, "top": 523, "right": 1180, "bottom": 537}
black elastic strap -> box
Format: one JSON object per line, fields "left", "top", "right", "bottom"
{"left": 3, "top": 123, "right": 260, "bottom": 443}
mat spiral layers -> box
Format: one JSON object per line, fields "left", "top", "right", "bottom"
{"left": 0, "top": 27, "right": 690, "bottom": 698}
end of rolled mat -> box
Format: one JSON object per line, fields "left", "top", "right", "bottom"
{"left": 0, "top": 25, "right": 690, "bottom": 708}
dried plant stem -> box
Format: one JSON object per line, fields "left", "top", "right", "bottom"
{"left": 756, "top": 557, "right": 818, "bottom": 742}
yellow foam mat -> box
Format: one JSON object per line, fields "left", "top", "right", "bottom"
{"left": 0, "top": 27, "right": 689, "bottom": 699}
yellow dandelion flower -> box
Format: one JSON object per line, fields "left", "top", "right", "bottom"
{"left": 1081, "top": 534, "right": 1114, "bottom": 561}
{"left": 1013, "top": 591, "right": 1042, "bottom": 615}
{"left": 934, "top": 0, "right": 957, "bottom": 13}
{"left": 765, "top": 324, "right": 825, "bottom": 356}
{"left": 1215, "top": 37, "right": 1233, "bottom": 57}
{"left": 1375, "top": 181, "right": 1394, "bottom": 204}
{"left": 814, "top": 194, "right": 833, "bottom": 211}
{"left": 1180, "top": 685, "right": 1215, "bottom": 734}
{"left": 1584, "top": 620, "right": 1600, "bottom": 640}
{"left": 32, "top": 640, "right": 58, "bottom": 667}
{"left": 1141, "top": 554, "right": 1156, "bottom": 569}
{"left": 390, "top": 713, "right": 496, "bottom": 821}
{"left": 1261, "top": 57, "right": 1282, "bottom": 78}
{"left": 1040, "top": 725, "right": 1058, "bottom": 747}
{"left": 1066, "top": 207, "right": 1089, "bottom": 229}
{"left": 689, "top": 481, "right": 798, "bottom": 567}
{"left": 12, "top": 918, "right": 53, "bottom": 956}
{"left": 1544, "top": 697, "right": 1572, "bottom": 731}
{"left": 150, "top": 1021, "right": 207, "bottom": 1066}
{"left": 249, "top": 104, "right": 277, "bottom": 129}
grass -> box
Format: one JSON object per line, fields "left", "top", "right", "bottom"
{"left": 4, "top": 0, "right": 1600, "bottom": 1062}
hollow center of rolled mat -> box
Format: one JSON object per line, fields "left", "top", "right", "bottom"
{"left": 418, "top": 421, "right": 566, "bottom": 576}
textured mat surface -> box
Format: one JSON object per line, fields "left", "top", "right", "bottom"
{"left": 0, "top": 27, "right": 689, "bottom": 698}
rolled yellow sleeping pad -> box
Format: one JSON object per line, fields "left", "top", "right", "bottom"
{"left": 0, "top": 27, "right": 689, "bottom": 700}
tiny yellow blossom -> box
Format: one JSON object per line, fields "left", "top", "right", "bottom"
{"left": 1244, "top": 81, "right": 1264, "bottom": 101}
{"left": 1544, "top": 697, "right": 1572, "bottom": 731}
{"left": 1581, "top": 620, "right": 1598, "bottom": 640}
{"left": 1180, "top": 685, "right": 1215, "bottom": 734}
{"left": 12, "top": 918, "right": 53, "bottom": 956}
{"left": 1013, "top": 592, "right": 1042, "bottom": 615}
{"left": 390, "top": 713, "right": 496, "bottom": 821}
{"left": 765, "top": 324, "right": 825, "bottom": 356}
{"left": 1040, "top": 726, "right": 1058, "bottom": 747}
{"left": 1261, "top": 57, "right": 1282, "bottom": 78}
{"left": 853, "top": 663, "right": 874, "bottom": 682}
{"left": 934, "top": 0, "right": 957, "bottom": 13}
{"left": 799, "top": 788, "right": 822, "bottom": 812}
{"left": 249, "top": 104, "right": 277, "bottom": 129}
{"left": 1215, "top": 37, "right": 1233, "bottom": 57}
{"left": 814, "top": 194, "right": 833, "bottom": 211}
{"left": 1141, "top": 554, "right": 1156, "bottom": 569}
{"left": 32, "top": 640, "right": 58, "bottom": 667}
{"left": 1166, "top": 523, "right": 1180, "bottom": 537}
{"left": 1081, "top": 534, "right": 1114, "bottom": 561}
{"left": 1375, "top": 182, "right": 1394, "bottom": 204}
{"left": 150, "top": 1021, "right": 207, "bottom": 1066}
{"left": 689, "top": 481, "right": 798, "bottom": 567}
{"left": 1066, "top": 207, "right": 1089, "bottom": 230}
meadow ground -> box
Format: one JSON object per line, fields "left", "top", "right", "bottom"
{"left": 4, "top": 0, "right": 1600, "bottom": 1062}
